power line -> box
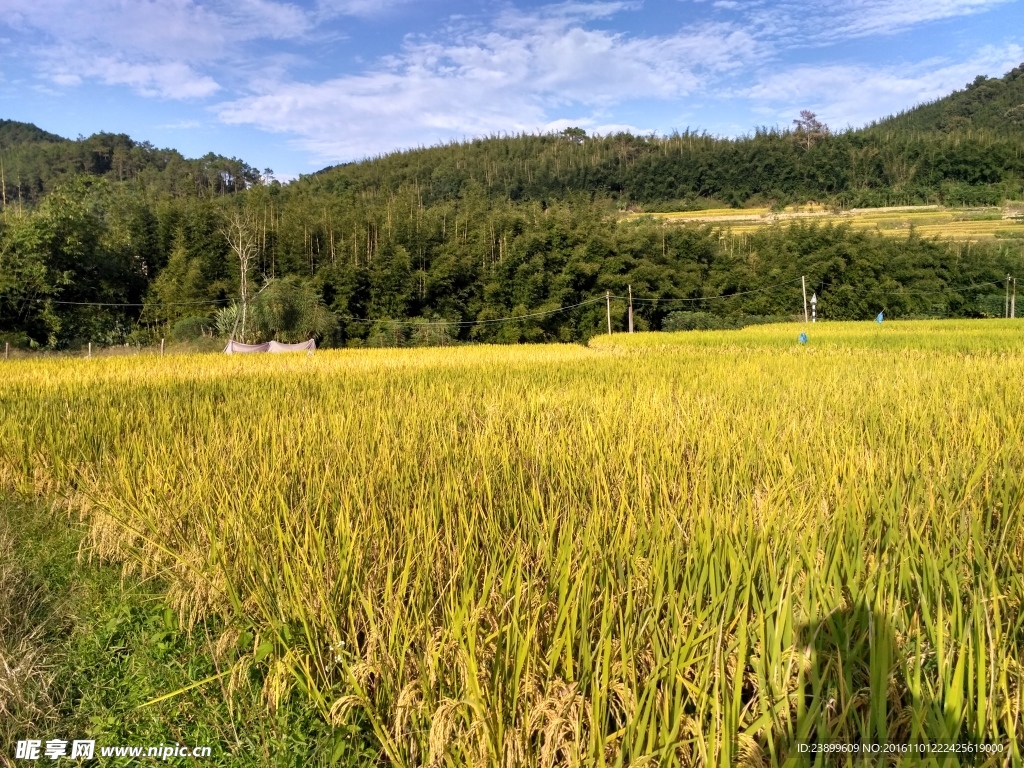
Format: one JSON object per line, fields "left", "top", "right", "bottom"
{"left": 814, "top": 279, "right": 1005, "bottom": 297}
{"left": 612, "top": 276, "right": 805, "bottom": 304}
{"left": 618, "top": 276, "right": 1007, "bottom": 306}
{"left": 25, "top": 298, "right": 231, "bottom": 307}
{"left": 16, "top": 275, "right": 1013, "bottom": 328}
{"left": 334, "top": 297, "right": 608, "bottom": 327}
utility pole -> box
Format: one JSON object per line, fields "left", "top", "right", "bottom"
{"left": 606, "top": 290, "right": 612, "bottom": 335}
{"left": 628, "top": 284, "right": 634, "bottom": 333}
{"left": 802, "top": 276, "right": 808, "bottom": 323}
{"left": 1007, "top": 275, "right": 1011, "bottom": 318}
{"left": 1013, "top": 277, "right": 1017, "bottom": 319}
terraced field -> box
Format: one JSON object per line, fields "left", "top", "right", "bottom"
{"left": 632, "top": 205, "right": 1024, "bottom": 241}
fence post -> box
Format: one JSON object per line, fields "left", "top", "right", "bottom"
{"left": 161, "top": 338, "right": 165, "bottom": 356}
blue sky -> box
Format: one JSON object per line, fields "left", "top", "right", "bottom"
{"left": 1, "top": 0, "right": 1021, "bottom": 179}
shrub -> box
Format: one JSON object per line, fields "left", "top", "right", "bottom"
{"left": 171, "top": 316, "right": 211, "bottom": 342}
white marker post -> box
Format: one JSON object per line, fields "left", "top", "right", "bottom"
{"left": 628, "top": 284, "right": 634, "bottom": 333}
{"left": 802, "top": 276, "right": 808, "bottom": 323}
{"left": 811, "top": 292, "right": 817, "bottom": 323}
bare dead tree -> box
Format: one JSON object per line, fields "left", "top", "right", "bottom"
{"left": 792, "top": 110, "right": 830, "bottom": 150}
{"left": 224, "top": 208, "right": 261, "bottom": 342}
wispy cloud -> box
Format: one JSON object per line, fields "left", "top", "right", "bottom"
{"left": 1, "top": 0, "right": 1021, "bottom": 170}
{"left": 0, "top": 0, "right": 371, "bottom": 99}
{"left": 158, "top": 119, "right": 204, "bottom": 130}
{"left": 815, "top": 0, "right": 1013, "bottom": 39}
{"left": 43, "top": 51, "right": 221, "bottom": 99}
{"left": 743, "top": 44, "right": 1024, "bottom": 128}
{"left": 314, "top": 0, "right": 412, "bottom": 19}
{"left": 740, "top": 0, "right": 1014, "bottom": 45}
{"left": 217, "top": 6, "right": 762, "bottom": 160}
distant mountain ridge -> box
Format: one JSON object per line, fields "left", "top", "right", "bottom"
{"left": 0, "top": 119, "right": 67, "bottom": 150}
{"left": 0, "top": 124, "right": 259, "bottom": 204}
{"left": 2, "top": 62, "right": 1024, "bottom": 210}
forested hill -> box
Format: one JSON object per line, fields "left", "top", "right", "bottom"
{"left": 3, "top": 61, "right": 1024, "bottom": 210}
{"left": 868, "top": 64, "right": 1024, "bottom": 135}
{"left": 307, "top": 63, "right": 1024, "bottom": 210}
{"left": 2, "top": 64, "right": 1024, "bottom": 350}
{"left": 0, "top": 119, "right": 66, "bottom": 149}
{"left": 0, "top": 124, "right": 262, "bottom": 204}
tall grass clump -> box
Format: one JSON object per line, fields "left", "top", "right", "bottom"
{"left": 1, "top": 320, "right": 1023, "bottom": 766}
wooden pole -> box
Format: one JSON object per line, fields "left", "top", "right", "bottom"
{"left": 87, "top": 342, "right": 91, "bottom": 359}
{"left": 606, "top": 291, "right": 612, "bottom": 335}
{"left": 1007, "top": 274, "right": 1011, "bottom": 318}
{"left": 1012, "top": 278, "right": 1017, "bottom": 319}
{"left": 802, "top": 276, "right": 808, "bottom": 323}
{"left": 160, "top": 338, "right": 165, "bottom": 356}
{"left": 628, "top": 284, "right": 634, "bottom": 334}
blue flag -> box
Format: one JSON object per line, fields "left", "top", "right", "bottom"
{"left": 798, "top": 332, "right": 808, "bottom": 345}
{"left": 876, "top": 312, "right": 884, "bottom": 324}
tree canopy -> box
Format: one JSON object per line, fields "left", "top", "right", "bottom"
{"left": 2, "top": 63, "right": 1023, "bottom": 349}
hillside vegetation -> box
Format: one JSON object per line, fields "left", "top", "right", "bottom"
{"left": 0, "top": 121, "right": 260, "bottom": 204}
{"left": 871, "top": 64, "right": 1024, "bottom": 134}
{"left": 1, "top": 65, "right": 1024, "bottom": 349}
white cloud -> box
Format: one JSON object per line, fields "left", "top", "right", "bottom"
{"left": 95, "top": 59, "right": 221, "bottom": 99}
{"left": 743, "top": 44, "right": 1024, "bottom": 128}
{"left": 159, "top": 119, "right": 203, "bottom": 129}
{"left": 1, "top": 0, "right": 313, "bottom": 99}
{"left": 315, "top": 0, "right": 412, "bottom": 18}
{"left": 816, "top": 0, "right": 1013, "bottom": 39}
{"left": 741, "top": 0, "right": 1015, "bottom": 45}
{"left": 5, "top": 0, "right": 231, "bottom": 62}
{"left": 43, "top": 50, "right": 220, "bottom": 99}
{"left": 1, "top": 0, "right": 1020, "bottom": 168}
{"left": 217, "top": 8, "right": 763, "bottom": 160}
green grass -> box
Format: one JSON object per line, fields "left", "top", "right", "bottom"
{"left": 0, "top": 496, "right": 372, "bottom": 767}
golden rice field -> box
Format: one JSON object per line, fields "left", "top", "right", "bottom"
{"left": 2, "top": 321, "right": 1024, "bottom": 766}
{"left": 634, "top": 205, "right": 1024, "bottom": 242}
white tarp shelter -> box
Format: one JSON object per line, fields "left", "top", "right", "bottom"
{"left": 224, "top": 339, "right": 317, "bottom": 354}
